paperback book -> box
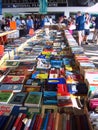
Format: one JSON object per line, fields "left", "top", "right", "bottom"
{"left": 2, "top": 75, "right": 25, "bottom": 84}
{"left": 0, "top": 92, "right": 13, "bottom": 104}
{"left": 0, "top": 104, "right": 14, "bottom": 116}
{"left": 9, "top": 92, "right": 27, "bottom": 106}
{"left": 0, "top": 84, "right": 23, "bottom": 92}
{"left": 24, "top": 92, "right": 42, "bottom": 107}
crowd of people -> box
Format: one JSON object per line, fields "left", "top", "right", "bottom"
{"left": 0, "top": 12, "right": 98, "bottom": 45}
{"left": 58, "top": 12, "right": 98, "bottom": 45}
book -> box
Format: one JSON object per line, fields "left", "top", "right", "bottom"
{"left": 2, "top": 75, "right": 25, "bottom": 84}
{"left": 10, "top": 106, "right": 28, "bottom": 116}
{"left": 0, "top": 92, "right": 13, "bottom": 104}
{"left": 0, "top": 84, "right": 23, "bottom": 92}
{"left": 43, "top": 91, "right": 57, "bottom": 105}
{"left": 24, "top": 92, "right": 42, "bottom": 107}
{"left": 1, "top": 61, "right": 20, "bottom": 68}
{"left": 0, "top": 104, "right": 14, "bottom": 116}
{"left": 12, "top": 113, "right": 26, "bottom": 130}
{"left": 9, "top": 92, "right": 27, "bottom": 106}
{"left": 3, "top": 115, "right": 16, "bottom": 130}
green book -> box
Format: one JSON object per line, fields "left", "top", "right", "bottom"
{"left": 0, "top": 92, "right": 13, "bottom": 104}
{"left": 24, "top": 92, "right": 42, "bottom": 107}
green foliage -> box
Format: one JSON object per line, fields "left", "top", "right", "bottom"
{"left": 4, "top": 12, "right": 13, "bottom": 18}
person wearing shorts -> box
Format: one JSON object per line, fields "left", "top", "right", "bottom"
{"left": 76, "top": 11, "right": 85, "bottom": 46}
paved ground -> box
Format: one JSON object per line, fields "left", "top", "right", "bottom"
{"left": 82, "top": 43, "right": 98, "bottom": 68}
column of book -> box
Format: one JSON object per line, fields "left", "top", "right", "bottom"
{"left": 0, "top": 26, "right": 95, "bottom": 130}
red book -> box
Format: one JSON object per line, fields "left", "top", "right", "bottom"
{"left": 36, "top": 115, "right": 43, "bottom": 130}
{"left": 47, "top": 113, "right": 54, "bottom": 130}
{"left": 32, "top": 115, "right": 39, "bottom": 130}
{"left": 57, "top": 84, "right": 70, "bottom": 96}
{"left": 16, "top": 113, "right": 27, "bottom": 130}
{"left": 12, "top": 113, "right": 23, "bottom": 130}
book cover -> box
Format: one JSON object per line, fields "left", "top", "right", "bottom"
{"left": 0, "top": 84, "right": 23, "bottom": 92}
{"left": 2, "top": 75, "right": 25, "bottom": 84}
{"left": 2, "top": 61, "right": 20, "bottom": 68}
{"left": 24, "top": 92, "right": 42, "bottom": 107}
{"left": 0, "top": 104, "right": 14, "bottom": 116}
{"left": 10, "top": 106, "right": 28, "bottom": 116}
{"left": 43, "top": 91, "right": 57, "bottom": 105}
{"left": 0, "top": 92, "right": 13, "bottom": 104}
{"left": 9, "top": 92, "right": 27, "bottom": 106}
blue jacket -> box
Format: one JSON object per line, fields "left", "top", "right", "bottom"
{"left": 76, "top": 15, "right": 85, "bottom": 30}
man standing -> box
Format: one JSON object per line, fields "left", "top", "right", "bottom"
{"left": 26, "top": 16, "right": 34, "bottom": 34}
{"left": 76, "top": 11, "right": 85, "bottom": 45}
{"left": 92, "top": 16, "right": 98, "bottom": 44}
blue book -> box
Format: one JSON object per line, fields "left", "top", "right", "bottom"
{"left": 48, "top": 78, "right": 66, "bottom": 84}
{"left": 0, "top": 115, "right": 8, "bottom": 129}
{"left": 29, "top": 113, "right": 37, "bottom": 130}
{"left": 50, "top": 60, "right": 63, "bottom": 68}
{"left": 43, "top": 91, "right": 57, "bottom": 105}
{"left": 7, "top": 115, "right": 17, "bottom": 130}
{"left": 41, "top": 112, "right": 50, "bottom": 130}
{"left": 10, "top": 106, "right": 28, "bottom": 116}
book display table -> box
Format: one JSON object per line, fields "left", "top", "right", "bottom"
{"left": 0, "top": 26, "right": 95, "bottom": 130}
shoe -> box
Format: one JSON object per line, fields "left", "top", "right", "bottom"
{"left": 85, "top": 42, "right": 88, "bottom": 45}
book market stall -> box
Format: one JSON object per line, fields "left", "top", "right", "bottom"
{"left": 0, "top": 25, "right": 96, "bottom": 130}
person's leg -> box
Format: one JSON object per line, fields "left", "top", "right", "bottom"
{"left": 85, "top": 29, "right": 90, "bottom": 44}
{"left": 78, "top": 31, "right": 82, "bottom": 45}
{"left": 92, "top": 29, "right": 97, "bottom": 43}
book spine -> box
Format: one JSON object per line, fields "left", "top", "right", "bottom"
{"left": 12, "top": 113, "right": 23, "bottom": 130}
{"left": 37, "top": 115, "right": 43, "bottom": 130}
{"left": 54, "top": 113, "right": 59, "bottom": 130}
{"left": 42, "top": 112, "right": 50, "bottom": 130}
{"left": 66, "top": 114, "right": 70, "bottom": 130}
{"left": 46, "top": 113, "right": 53, "bottom": 130}
{"left": 24, "top": 119, "right": 32, "bottom": 130}
{"left": 7, "top": 115, "right": 17, "bottom": 130}
{"left": 32, "top": 115, "right": 39, "bottom": 130}
{"left": 4, "top": 115, "right": 13, "bottom": 130}
{"left": 51, "top": 113, "right": 56, "bottom": 130}
{"left": 16, "top": 113, "right": 27, "bottom": 130}
{"left": 29, "top": 114, "right": 37, "bottom": 130}
{"left": 57, "top": 114, "right": 62, "bottom": 130}
{"left": 62, "top": 114, "right": 66, "bottom": 130}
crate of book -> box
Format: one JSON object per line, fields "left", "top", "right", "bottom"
{"left": 24, "top": 92, "right": 42, "bottom": 107}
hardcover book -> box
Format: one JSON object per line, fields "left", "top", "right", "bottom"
{"left": 2, "top": 75, "right": 25, "bottom": 84}
{"left": 9, "top": 92, "right": 27, "bottom": 106}
{"left": 24, "top": 92, "right": 42, "bottom": 107}
{"left": 0, "top": 84, "right": 23, "bottom": 92}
